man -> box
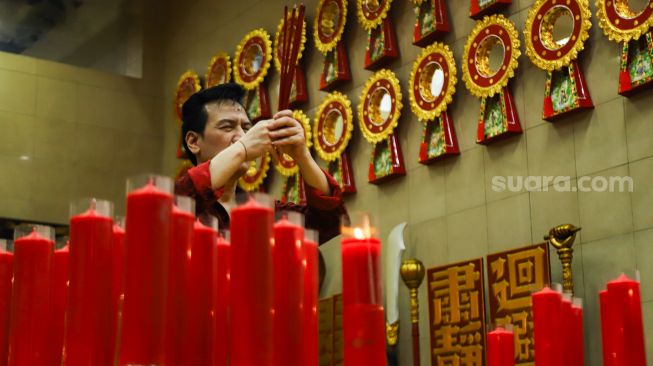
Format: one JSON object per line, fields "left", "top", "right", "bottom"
{"left": 175, "top": 83, "right": 345, "bottom": 244}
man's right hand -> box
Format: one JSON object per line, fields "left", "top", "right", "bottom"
{"left": 236, "top": 120, "right": 275, "bottom": 161}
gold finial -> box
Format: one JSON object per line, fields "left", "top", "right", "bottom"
{"left": 400, "top": 258, "right": 425, "bottom": 366}
{"left": 544, "top": 224, "right": 581, "bottom": 294}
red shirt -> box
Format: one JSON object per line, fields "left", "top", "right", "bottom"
{"left": 174, "top": 161, "right": 347, "bottom": 244}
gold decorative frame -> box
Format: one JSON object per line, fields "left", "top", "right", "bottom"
{"left": 597, "top": 0, "right": 653, "bottom": 43}
{"left": 357, "top": 69, "right": 403, "bottom": 144}
{"left": 238, "top": 152, "right": 272, "bottom": 192}
{"left": 274, "top": 110, "right": 313, "bottom": 177}
{"left": 357, "top": 0, "right": 393, "bottom": 31}
{"left": 274, "top": 13, "right": 307, "bottom": 72}
{"left": 409, "top": 42, "right": 457, "bottom": 122}
{"left": 234, "top": 29, "right": 273, "bottom": 90}
{"left": 205, "top": 52, "right": 232, "bottom": 87}
{"left": 314, "top": 0, "right": 348, "bottom": 54}
{"left": 174, "top": 70, "right": 201, "bottom": 122}
{"left": 313, "top": 92, "right": 354, "bottom": 162}
{"left": 524, "top": 0, "right": 592, "bottom": 71}
{"left": 462, "top": 15, "right": 521, "bottom": 98}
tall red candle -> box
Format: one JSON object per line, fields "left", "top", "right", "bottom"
{"left": 186, "top": 217, "right": 217, "bottom": 365}
{"left": 65, "top": 199, "right": 115, "bottom": 366}
{"left": 606, "top": 274, "right": 646, "bottom": 366}
{"left": 164, "top": 197, "right": 194, "bottom": 366}
{"left": 119, "top": 175, "right": 173, "bottom": 366}
{"left": 302, "top": 229, "right": 319, "bottom": 366}
{"left": 341, "top": 213, "right": 386, "bottom": 366}
{"left": 272, "top": 213, "right": 304, "bottom": 366}
{"left": 48, "top": 244, "right": 69, "bottom": 366}
{"left": 599, "top": 290, "right": 618, "bottom": 366}
{"left": 213, "top": 231, "right": 230, "bottom": 366}
{"left": 532, "top": 286, "right": 562, "bottom": 366}
{"left": 8, "top": 225, "right": 55, "bottom": 366}
{"left": 111, "top": 218, "right": 125, "bottom": 364}
{"left": 487, "top": 326, "right": 514, "bottom": 366}
{"left": 230, "top": 194, "right": 274, "bottom": 366}
{"left": 0, "top": 240, "right": 13, "bottom": 366}
{"left": 569, "top": 298, "right": 584, "bottom": 366}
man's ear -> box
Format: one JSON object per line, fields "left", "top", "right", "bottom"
{"left": 185, "top": 131, "right": 202, "bottom": 155}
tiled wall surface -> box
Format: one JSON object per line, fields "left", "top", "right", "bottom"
{"left": 0, "top": 6, "right": 168, "bottom": 222}
{"left": 153, "top": 0, "right": 653, "bottom": 364}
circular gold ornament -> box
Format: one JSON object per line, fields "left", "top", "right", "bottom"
{"left": 174, "top": 70, "right": 201, "bottom": 122}
{"left": 205, "top": 52, "right": 232, "bottom": 87}
{"left": 238, "top": 152, "right": 272, "bottom": 192}
{"left": 597, "top": 0, "right": 653, "bottom": 42}
{"left": 356, "top": 0, "right": 393, "bottom": 31}
{"left": 274, "top": 13, "right": 307, "bottom": 72}
{"left": 234, "top": 29, "right": 273, "bottom": 90}
{"left": 462, "top": 15, "right": 521, "bottom": 98}
{"left": 409, "top": 42, "right": 457, "bottom": 122}
{"left": 274, "top": 110, "right": 313, "bottom": 177}
{"left": 313, "top": 92, "right": 354, "bottom": 162}
{"left": 524, "top": 0, "right": 592, "bottom": 71}
{"left": 314, "top": 0, "right": 348, "bottom": 54}
{"left": 357, "top": 69, "right": 403, "bottom": 144}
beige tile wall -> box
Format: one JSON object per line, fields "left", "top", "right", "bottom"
{"left": 0, "top": 4, "right": 167, "bottom": 223}
{"left": 159, "top": 0, "right": 653, "bottom": 364}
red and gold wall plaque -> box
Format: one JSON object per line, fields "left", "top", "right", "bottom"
{"left": 234, "top": 29, "right": 273, "bottom": 122}
{"left": 315, "top": 0, "right": 352, "bottom": 91}
{"left": 597, "top": 0, "right": 653, "bottom": 95}
{"left": 205, "top": 52, "right": 232, "bottom": 87}
{"left": 409, "top": 42, "right": 459, "bottom": 164}
{"left": 357, "top": 0, "right": 399, "bottom": 70}
{"left": 463, "top": 15, "right": 522, "bottom": 145}
{"left": 358, "top": 69, "right": 405, "bottom": 184}
{"left": 470, "top": 0, "right": 511, "bottom": 19}
{"left": 411, "top": 0, "right": 450, "bottom": 47}
{"left": 275, "top": 12, "right": 308, "bottom": 107}
{"left": 427, "top": 258, "right": 486, "bottom": 365}
{"left": 524, "top": 0, "right": 593, "bottom": 121}
{"left": 238, "top": 152, "right": 272, "bottom": 192}
{"left": 174, "top": 70, "right": 201, "bottom": 159}
{"left": 314, "top": 92, "right": 356, "bottom": 195}
{"left": 486, "top": 243, "right": 551, "bottom": 365}
{"left": 280, "top": 173, "right": 306, "bottom": 205}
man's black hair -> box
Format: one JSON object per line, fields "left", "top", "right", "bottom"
{"left": 181, "top": 83, "right": 246, "bottom": 165}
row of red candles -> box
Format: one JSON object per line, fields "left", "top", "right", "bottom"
{"left": 0, "top": 175, "right": 321, "bottom": 366}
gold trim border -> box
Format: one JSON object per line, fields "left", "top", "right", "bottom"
{"left": 205, "top": 52, "right": 232, "bottom": 87}
{"left": 356, "top": 0, "right": 393, "bottom": 31}
{"left": 409, "top": 42, "right": 457, "bottom": 122}
{"left": 233, "top": 28, "right": 273, "bottom": 90}
{"left": 313, "top": 91, "right": 354, "bottom": 161}
{"left": 314, "top": 0, "right": 348, "bottom": 54}
{"left": 357, "top": 69, "right": 403, "bottom": 144}
{"left": 596, "top": 0, "right": 653, "bottom": 43}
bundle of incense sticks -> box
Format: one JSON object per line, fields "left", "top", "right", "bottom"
{"left": 277, "top": 4, "right": 305, "bottom": 110}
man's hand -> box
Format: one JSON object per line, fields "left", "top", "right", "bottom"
{"left": 237, "top": 120, "right": 274, "bottom": 161}
{"left": 268, "top": 109, "right": 308, "bottom": 161}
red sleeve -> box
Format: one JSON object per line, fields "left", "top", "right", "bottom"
{"left": 186, "top": 161, "right": 225, "bottom": 199}
{"left": 304, "top": 168, "right": 344, "bottom": 210}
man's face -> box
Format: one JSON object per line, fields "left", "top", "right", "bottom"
{"left": 192, "top": 101, "right": 253, "bottom": 165}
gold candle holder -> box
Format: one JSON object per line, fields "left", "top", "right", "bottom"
{"left": 544, "top": 224, "right": 581, "bottom": 294}
{"left": 400, "top": 258, "right": 426, "bottom": 366}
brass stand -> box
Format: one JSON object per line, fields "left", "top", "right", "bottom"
{"left": 400, "top": 259, "right": 426, "bottom": 366}
{"left": 544, "top": 224, "right": 581, "bottom": 294}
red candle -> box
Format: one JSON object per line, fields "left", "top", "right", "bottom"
{"left": 230, "top": 194, "right": 274, "bottom": 366}
{"left": 532, "top": 286, "right": 562, "bottom": 366}
{"left": 569, "top": 298, "right": 584, "bottom": 366}
{"left": 111, "top": 218, "right": 125, "bottom": 363}
{"left": 606, "top": 274, "right": 646, "bottom": 366}
{"left": 48, "top": 244, "right": 68, "bottom": 366}
{"left": 272, "top": 213, "right": 304, "bottom": 366}
{"left": 186, "top": 217, "right": 217, "bottom": 365}
{"left": 487, "top": 326, "right": 515, "bottom": 366}
{"left": 213, "top": 231, "right": 230, "bottom": 366}
{"left": 599, "top": 290, "right": 618, "bottom": 366}
{"left": 119, "top": 175, "right": 173, "bottom": 366}
{"left": 8, "top": 225, "right": 54, "bottom": 366}
{"left": 164, "top": 197, "right": 194, "bottom": 366}
{"left": 0, "top": 241, "right": 13, "bottom": 366}
{"left": 302, "top": 229, "right": 319, "bottom": 366}
{"left": 341, "top": 213, "right": 386, "bottom": 366}
{"left": 65, "top": 199, "right": 115, "bottom": 365}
